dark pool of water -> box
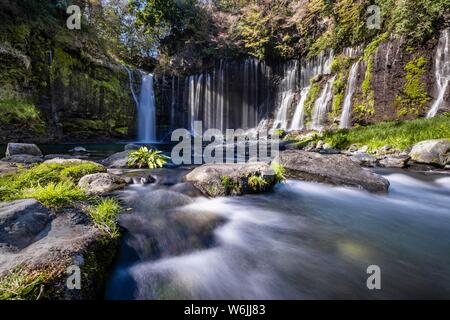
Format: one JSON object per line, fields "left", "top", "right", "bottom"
{"left": 105, "top": 168, "right": 450, "bottom": 300}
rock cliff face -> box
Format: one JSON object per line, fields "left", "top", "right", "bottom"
{"left": 157, "top": 29, "right": 450, "bottom": 133}
{"left": 0, "top": 2, "right": 138, "bottom": 143}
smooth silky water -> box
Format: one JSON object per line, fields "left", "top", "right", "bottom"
{"left": 105, "top": 168, "right": 450, "bottom": 300}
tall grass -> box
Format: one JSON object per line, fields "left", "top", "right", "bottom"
{"left": 87, "top": 198, "right": 122, "bottom": 238}
{"left": 319, "top": 113, "right": 450, "bottom": 151}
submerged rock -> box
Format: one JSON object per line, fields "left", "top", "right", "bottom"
{"left": 101, "top": 151, "right": 130, "bottom": 168}
{"left": 5, "top": 143, "right": 42, "bottom": 157}
{"left": 274, "top": 150, "right": 389, "bottom": 193}
{"left": 185, "top": 162, "right": 277, "bottom": 197}
{"left": 1, "top": 154, "right": 43, "bottom": 164}
{"left": 409, "top": 139, "right": 450, "bottom": 167}
{"left": 0, "top": 200, "right": 118, "bottom": 300}
{"left": 78, "top": 173, "right": 127, "bottom": 195}
{"left": 124, "top": 143, "right": 141, "bottom": 151}
{"left": 69, "top": 147, "right": 88, "bottom": 153}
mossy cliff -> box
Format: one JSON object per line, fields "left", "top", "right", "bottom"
{"left": 0, "top": 1, "right": 137, "bottom": 143}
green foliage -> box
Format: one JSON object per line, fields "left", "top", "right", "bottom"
{"left": 236, "top": 5, "right": 271, "bottom": 60}
{"left": 26, "top": 181, "right": 87, "bottom": 208}
{"left": 0, "top": 95, "right": 45, "bottom": 133}
{"left": 330, "top": 71, "right": 347, "bottom": 121}
{"left": 317, "top": 113, "right": 450, "bottom": 151}
{"left": 220, "top": 175, "right": 240, "bottom": 195}
{"left": 304, "top": 79, "right": 322, "bottom": 121}
{"left": 127, "top": 147, "right": 169, "bottom": 169}
{"left": 363, "top": 32, "right": 389, "bottom": 61}
{"left": 0, "top": 268, "right": 49, "bottom": 300}
{"left": 88, "top": 198, "right": 121, "bottom": 238}
{"left": 271, "top": 163, "right": 286, "bottom": 184}
{"left": 247, "top": 174, "right": 268, "bottom": 191}
{"left": 0, "top": 162, "right": 105, "bottom": 203}
{"left": 395, "top": 56, "right": 431, "bottom": 117}
{"left": 273, "top": 129, "right": 286, "bottom": 138}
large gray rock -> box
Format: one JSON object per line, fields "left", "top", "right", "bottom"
{"left": 349, "top": 152, "right": 378, "bottom": 167}
{"left": 409, "top": 139, "right": 450, "bottom": 167}
{"left": 379, "top": 155, "right": 410, "bottom": 168}
{"left": 124, "top": 143, "right": 141, "bottom": 151}
{"left": 78, "top": 173, "right": 127, "bottom": 195}
{"left": 101, "top": 151, "right": 130, "bottom": 168}
{"left": 274, "top": 150, "right": 389, "bottom": 193}
{"left": 44, "top": 158, "right": 106, "bottom": 171}
{"left": 185, "top": 162, "right": 277, "bottom": 197}
{"left": 1, "top": 154, "right": 43, "bottom": 164}
{"left": 0, "top": 199, "right": 52, "bottom": 252}
{"left": 0, "top": 202, "right": 118, "bottom": 300}
{"left": 5, "top": 143, "right": 42, "bottom": 157}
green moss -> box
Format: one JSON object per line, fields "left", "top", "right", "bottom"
{"left": 271, "top": 163, "right": 286, "bottom": 184}
{"left": 220, "top": 176, "right": 240, "bottom": 195}
{"left": 25, "top": 181, "right": 88, "bottom": 208}
{"left": 364, "top": 32, "right": 389, "bottom": 61}
{"left": 0, "top": 161, "right": 105, "bottom": 203}
{"left": 0, "top": 96, "right": 45, "bottom": 133}
{"left": 395, "top": 56, "right": 431, "bottom": 117}
{"left": 304, "top": 78, "right": 322, "bottom": 121}
{"left": 314, "top": 113, "right": 450, "bottom": 152}
{"left": 330, "top": 72, "right": 347, "bottom": 121}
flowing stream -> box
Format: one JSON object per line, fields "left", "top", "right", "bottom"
{"left": 106, "top": 168, "right": 450, "bottom": 299}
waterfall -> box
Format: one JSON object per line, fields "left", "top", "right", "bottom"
{"left": 272, "top": 61, "right": 298, "bottom": 130}
{"left": 339, "top": 61, "right": 360, "bottom": 128}
{"left": 138, "top": 74, "right": 156, "bottom": 142}
{"left": 311, "top": 76, "right": 335, "bottom": 131}
{"left": 124, "top": 66, "right": 139, "bottom": 108}
{"left": 427, "top": 29, "right": 450, "bottom": 118}
{"left": 289, "top": 87, "right": 311, "bottom": 130}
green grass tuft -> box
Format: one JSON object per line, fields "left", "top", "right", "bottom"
{"left": 25, "top": 181, "right": 87, "bottom": 208}
{"left": 87, "top": 198, "right": 121, "bottom": 238}
{"left": 317, "top": 113, "right": 450, "bottom": 152}
{"left": 0, "top": 268, "right": 49, "bottom": 300}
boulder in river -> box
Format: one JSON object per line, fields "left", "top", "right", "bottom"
{"left": 273, "top": 150, "right": 389, "bottom": 193}
{"left": 5, "top": 143, "right": 42, "bottom": 157}
{"left": 0, "top": 199, "right": 117, "bottom": 300}
{"left": 379, "top": 155, "right": 410, "bottom": 168}
{"left": 349, "top": 152, "right": 378, "bottom": 167}
{"left": 124, "top": 143, "right": 141, "bottom": 151}
{"left": 409, "top": 139, "right": 450, "bottom": 167}
{"left": 78, "top": 173, "right": 127, "bottom": 195}
{"left": 185, "top": 162, "right": 278, "bottom": 197}
{"left": 101, "top": 151, "right": 130, "bottom": 168}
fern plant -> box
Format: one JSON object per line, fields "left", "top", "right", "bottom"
{"left": 127, "top": 147, "right": 169, "bottom": 169}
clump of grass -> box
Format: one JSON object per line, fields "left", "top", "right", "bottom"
{"left": 247, "top": 174, "right": 268, "bottom": 191}
{"left": 25, "top": 181, "right": 88, "bottom": 208}
{"left": 271, "top": 163, "right": 286, "bottom": 183}
{"left": 0, "top": 268, "right": 49, "bottom": 300}
{"left": 316, "top": 113, "right": 450, "bottom": 152}
{"left": 87, "top": 198, "right": 121, "bottom": 238}
{"left": 128, "top": 147, "right": 169, "bottom": 169}
{"left": 220, "top": 175, "right": 240, "bottom": 195}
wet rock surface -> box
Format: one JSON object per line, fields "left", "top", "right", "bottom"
{"left": 409, "top": 139, "right": 450, "bottom": 167}
{"left": 274, "top": 150, "right": 390, "bottom": 193}
{"left": 78, "top": 173, "right": 127, "bottom": 195}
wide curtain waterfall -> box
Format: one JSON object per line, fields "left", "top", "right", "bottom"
{"left": 138, "top": 74, "right": 156, "bottom": 142}
{"left": 160, "top": 50, "right": 335, "bottom": 133}
{"left": 427, "top": 29, "right": 450, "bottom": 118}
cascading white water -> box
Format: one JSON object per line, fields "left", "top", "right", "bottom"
{"left": 427, "top": 29, "right": 450, "bottom": 118}
{"left": 339, "top": 61, "right": 360, "bottom": 128}
{"left": 311, "top": 76, "right": 335, "bottom": 131}
{"left": 289, "top": 86, "right": 311, "bottom": 130}
{"left": 138, "top": 74, "right": 156, "bottom": 142}
{"left": 124, "top": 66, "right": 139, "bottom": 108}
{"left": 272, "top": 62, "right": 298, "bottom": 130}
